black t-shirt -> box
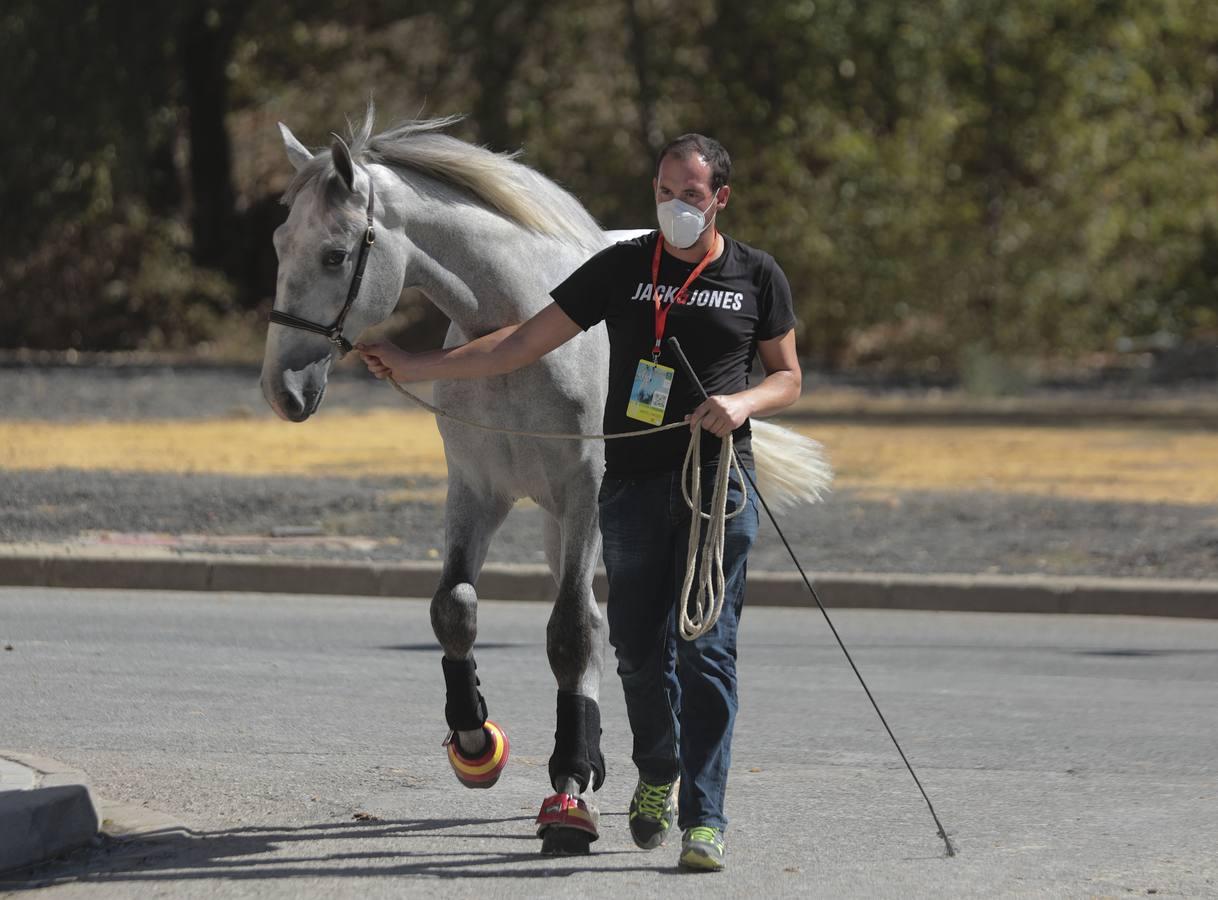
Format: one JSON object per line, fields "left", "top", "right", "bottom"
{"left": 551, "top": 231, "right": 797, "bottom": 478}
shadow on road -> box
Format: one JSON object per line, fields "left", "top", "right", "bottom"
{"left": 3, "top": 814, "right": 687, "bottom": 890}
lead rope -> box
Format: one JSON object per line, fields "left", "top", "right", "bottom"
{"left": 387, "top": 376, "right": 736, "bottom": 639}
{"left": 389, "top": 371, "right": 955, "bottom": 857}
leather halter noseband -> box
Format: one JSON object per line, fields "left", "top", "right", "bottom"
{"left": 268, "top": 173, "right": 376, "bottom": 355}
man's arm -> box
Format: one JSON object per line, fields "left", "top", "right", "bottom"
{"left": 357, "top": 302, "right": 583, "bottom": 383}
{"left": 686, "top": 330, "right": 801, "bottom": 437}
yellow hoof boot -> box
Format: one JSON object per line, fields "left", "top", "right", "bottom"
{"left": 445, "top": 720, "right": 509, "bottom": 789}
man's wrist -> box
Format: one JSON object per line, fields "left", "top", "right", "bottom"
{"left": 399, "top": 348, "right": 441, "bottom": 383}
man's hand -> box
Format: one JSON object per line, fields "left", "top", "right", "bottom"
{"left": 686, "top": 394, "right": 752, "bottom": 438}
{"left": 356, "top": 340, "right": 414, "bottom": 381}
{"left": 685, "top": 331, "right": 801, "bottom": 433}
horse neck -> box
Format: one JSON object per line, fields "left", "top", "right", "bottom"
{"left": 376, "top": 166, "right": 602, "bottom": 336}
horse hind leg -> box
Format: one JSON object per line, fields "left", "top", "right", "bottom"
{"left": 432, "top": 476, "right": 512, "bottom": 787}
{"left": 536, "top": 504, "right": 607, "bottom": 855}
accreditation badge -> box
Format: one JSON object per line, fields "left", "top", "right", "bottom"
{"left": 625, "top": 358, "right": 675, "bottom": 425}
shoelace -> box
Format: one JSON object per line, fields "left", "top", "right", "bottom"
{"left": 686, "top": 825, "right": 721, "bottom": 846}
{"left": 636, "top": 782, "right": 671, "bottom": 819}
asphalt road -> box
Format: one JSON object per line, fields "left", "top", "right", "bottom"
{"left": 2, "top": 588, "right": 1216, "bottom": 897}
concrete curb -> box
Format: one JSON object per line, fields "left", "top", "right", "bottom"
{"left": 0, "top": 753, "right": 100, "bottom": 873}
{"left": 1, "top": 546, "right": 1216, "bottom": 618}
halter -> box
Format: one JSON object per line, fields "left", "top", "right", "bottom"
{"left": 268, "top": 171, "right": 376, "bottom": 356}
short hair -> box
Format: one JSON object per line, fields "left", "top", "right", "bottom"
{"left": 656, "top": 134, "right": 732, "bottom": 191}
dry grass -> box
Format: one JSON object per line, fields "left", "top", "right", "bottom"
{"left": 4, "top": 411, "right": 1218, "bottom": 505}
{"left": 0, "top": 411, "right": 447, "bottom": 479}
{"left": 805, "top": 422, "right": 1218, "bottom": 505}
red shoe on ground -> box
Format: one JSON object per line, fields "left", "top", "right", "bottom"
{"left": 535, "top": 792, "right": 599, "bottom": 854}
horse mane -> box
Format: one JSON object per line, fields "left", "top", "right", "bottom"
{"left": 282, "top": 104, "right": 606, "bottom": 250}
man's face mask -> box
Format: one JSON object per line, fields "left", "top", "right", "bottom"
{"left": 656, "top": 192, "right": 718, "bottom": 249}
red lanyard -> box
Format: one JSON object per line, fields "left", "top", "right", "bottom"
{"left": 649, "top": 229, "right": 719, "bottom": 361}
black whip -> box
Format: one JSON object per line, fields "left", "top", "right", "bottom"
{"left": 667, "top": 336, "right": 957, "bottom": 858}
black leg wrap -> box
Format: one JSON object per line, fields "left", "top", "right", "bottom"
{"left": 548, "top": 691, "right": 606, "bottom": 793}
{"left": 441, "top": 656, "right": 488, "bottom": 732}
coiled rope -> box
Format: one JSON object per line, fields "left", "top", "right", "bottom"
{"left": 677, "top": 430, "right": 746, "bottom": 640}
{"left": 388, "top": 376, "right": 741, "bottom": 640}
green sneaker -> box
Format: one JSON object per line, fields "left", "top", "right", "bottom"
{"left": 679, "top": 825, "right": 725, "bottom": 871}
{"left": 628, "top": 777, "right": 678, "bottom": 849}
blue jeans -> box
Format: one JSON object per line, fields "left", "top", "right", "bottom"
{"left": 599, "top": 463, "right": 760, "bottom": 832}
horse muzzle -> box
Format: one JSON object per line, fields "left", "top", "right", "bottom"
{"left": 266, "top": 384, "right": 325, "bottom": 422}
{"left": 260, "top": 359, "right": 330, "bottom": 423}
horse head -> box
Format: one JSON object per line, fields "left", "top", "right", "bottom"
{"left": 261, "top": 123, "right": 406, "bottom": 422}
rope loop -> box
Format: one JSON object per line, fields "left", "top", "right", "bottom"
{"left": 676, "top": 433, "right": 747, "bottom": 640}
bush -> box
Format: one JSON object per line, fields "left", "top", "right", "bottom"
{"left": 0, "top": 204, "right": 236, "bottom": 351}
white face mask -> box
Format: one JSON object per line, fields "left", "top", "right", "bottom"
{"left": 656, "top": 193, "right": 718, "bottom": 249}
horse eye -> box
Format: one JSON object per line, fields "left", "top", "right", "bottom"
{"left": 322, "top": 249, "right": 347, "bottom": 268}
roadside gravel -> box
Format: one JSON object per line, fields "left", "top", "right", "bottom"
{"left": 3, "top": 363, "right": 1217, "bottom": 579}
{"left": 3, "top": 469, "right": 1215, "bottom": 580}
{"left": 0, "top": 359, "right": 401, "bottom": 421}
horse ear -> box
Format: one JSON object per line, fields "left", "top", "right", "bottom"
{"left": 278, "top": 122, "right": 313, "bottom": 171}
{"left": 330, "top": 132, "right": 356, "bottom": 192}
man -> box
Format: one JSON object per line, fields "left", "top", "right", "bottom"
{"left": 359, "top": 134, "right": 800, "bottom": 871}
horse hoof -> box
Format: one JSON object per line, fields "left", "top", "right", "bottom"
{"left": 536, "top": 792, "right": 598, "bottom": 854}
{"left": 445, "top": 720, "right": 509, "bottom": 789}
{"left": 540, "top": 827, "right": 595, "bottom": 856}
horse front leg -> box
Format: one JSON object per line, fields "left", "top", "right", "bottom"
{"left": 432, "top": 472, "right": 513, "bottom": 787}
{"left": 536, "top": 486, "right": 607, "bottom": 855}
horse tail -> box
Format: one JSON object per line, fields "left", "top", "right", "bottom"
{"left": 749, "top": 418, "right": 834, "bottom": 510}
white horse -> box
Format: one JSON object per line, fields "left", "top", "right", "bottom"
{"left": 263, "top": 109, "right": 633, "bottom": 854}
{"left": 261, "top": 108, "right": 831, "bottom": 855}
